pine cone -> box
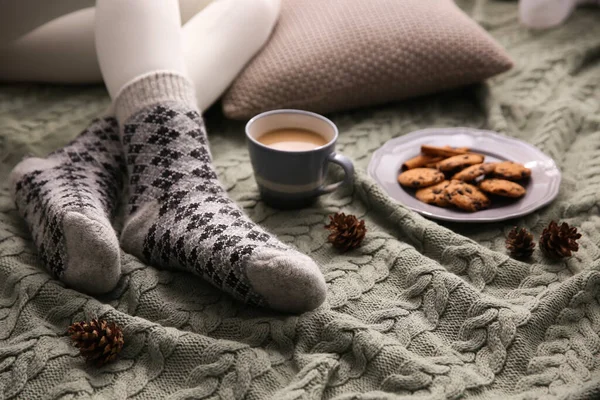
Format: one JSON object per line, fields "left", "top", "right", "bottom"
{"left": 506, "top": 227, "right": 535, "bottom": 259}
{"left": 324, "top": 212, "right": 366, "bottom": 251}
{"left": 68, "top": 319, "right": 124, "bottom": 367}
{"left": 539, "top": 221, "right": 582, "bottom": 258}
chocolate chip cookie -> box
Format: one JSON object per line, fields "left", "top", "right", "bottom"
{"left": 416, "top": 181, "right": 451, "bottom": 207}
{"left": 479, "top": 179, "right": 526, "bottom": 198}
{"left": 494, "top": 161, "right": 531, "bottom": 180}
{"left": 437, "top": 154, "right": 485, "bottom": 172}
{"left": 421, "top": 145, "right": 469, "bottom": 158}
{"left": 398, "top": 168, "right": 445, "bottom": 188}
{"left": 452, "top": 163, "right": 497, "bottom": 181}
{"left": 444, "top": 180, "right": 490, "bottom": 212}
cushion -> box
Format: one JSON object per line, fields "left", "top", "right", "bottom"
{"left": 222, "top": 0, "right": 513, "bottom": 120}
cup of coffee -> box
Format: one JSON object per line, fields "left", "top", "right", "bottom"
{"left": 245, "top": 109, "right": 354, "bottom": 209}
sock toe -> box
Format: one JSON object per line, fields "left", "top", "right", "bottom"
{"left": 246, "top": 247, "right": 327, "bottom": 313}
{"left": 62, "top": 212, "right": 121, "bottom": 294}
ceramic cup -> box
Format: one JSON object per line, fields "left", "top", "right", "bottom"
{"left": 245, "top": 109, "right": 354, "bottom": 209}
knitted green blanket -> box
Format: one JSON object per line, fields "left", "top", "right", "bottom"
{"left": 1, "top": 2, "right": 599, "bottom": 399}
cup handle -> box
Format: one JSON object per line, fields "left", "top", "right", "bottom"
{"left": 317, "top": 153, "right": 355, "bottom": 195}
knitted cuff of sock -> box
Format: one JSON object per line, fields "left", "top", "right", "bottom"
{"left": 114, "top": 71, "right": 198, "bottom": 123}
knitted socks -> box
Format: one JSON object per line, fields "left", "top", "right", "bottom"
{"left": 9, "top": 74, "right": 328, "bottom": 311}
{"left": 115, "top": 72, "right": 327, "bottom": 313}
{"left": 10, "top": 117, "right": 124, "bottom": 294}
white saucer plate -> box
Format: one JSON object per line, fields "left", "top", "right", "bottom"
{"left": 367, "top": 128, "right": 561, "bottom": 223}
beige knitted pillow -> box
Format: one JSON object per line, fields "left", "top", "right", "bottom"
{"left": 222, "top": 0, "right": 512, "bottom": 120}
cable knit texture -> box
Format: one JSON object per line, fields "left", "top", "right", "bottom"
{"left": 1, "top": 1, "right": 600, "bottom": 398}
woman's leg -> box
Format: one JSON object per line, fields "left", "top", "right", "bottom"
{"left": 96, "top": 0, "right": 281, "bottom": 109}
{"left": 0, "top": 0, "right": 281, "bottom": 114}
{"left": 97, "top": 0, "right": 326, "bottom": 312}
{"left": 95, "top": 1, "right": 188, "bottom": 99}
{"left": 183, "top": 0, "right": 281, "bottom": 111}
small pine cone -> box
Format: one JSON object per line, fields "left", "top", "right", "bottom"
{"left": 539, "top": 221, "right": 582, "bottom": 258}
{"left": 68, "top": 319, "right": 124, "bottom": 367}
{"left": 506, "top": 227, "right": 535, "bottom": 259}
{"left": 325, "top": 212, "right": 366, "bottom": 251}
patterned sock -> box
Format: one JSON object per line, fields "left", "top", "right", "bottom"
{"left": 115, "top": 72, "right": 327, "bottom": 313}
{"left": 10, "top": 116, "right": 125, "bottom": 294}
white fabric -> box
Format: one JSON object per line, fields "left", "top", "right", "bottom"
{"left": 183, "top": 0, "right": 281, "bottom": 112}
{"left": 95, "top": 0, "right": 189, "bottom": 100}
{"left": 0, "top": 0, "right": 281, "bottom": 113}
{"left": 520, "top": 0, "right": 599, "bottom": 29}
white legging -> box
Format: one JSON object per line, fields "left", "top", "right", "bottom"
{"left": 0, "top": 0, "right": 280, "bottom": 110}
